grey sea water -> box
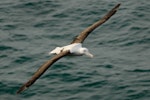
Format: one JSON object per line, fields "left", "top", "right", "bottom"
{"left": 0, "top": 0, "right": 150, "bottom": 100}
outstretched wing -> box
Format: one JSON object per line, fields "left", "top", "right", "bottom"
{"left": 17, "top": 3, "right": 120, "bottom": 94}
{"left": 71, "top": 3, "right": 121, "bottom": 44}
{"left": 16, "top": 50, "right": 70, "bottom": 94}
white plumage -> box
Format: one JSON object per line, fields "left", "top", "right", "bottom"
{"left": 49, "top": 43, "right": 93, "bottom": 58}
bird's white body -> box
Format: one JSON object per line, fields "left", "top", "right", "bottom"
{"left": 49, "top": 43, "right": 93, "bottom": 58}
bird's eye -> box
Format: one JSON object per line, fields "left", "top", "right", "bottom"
{"left": 83, "top": 49, "right": 87, "bottom": 52}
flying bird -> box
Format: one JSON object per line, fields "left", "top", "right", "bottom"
{"left": 17, "top": 3, "right": 120, "bottom": 94}
{"left": 49, "top": 43, "right": 94, "bottom": 58}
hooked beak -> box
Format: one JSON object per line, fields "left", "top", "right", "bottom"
{"left": 85, "top": 52, "right": 94, "bottom": 58}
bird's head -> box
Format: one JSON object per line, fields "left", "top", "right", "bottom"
{"left": 80, "top": 48, "right": 94, "bottom": 58}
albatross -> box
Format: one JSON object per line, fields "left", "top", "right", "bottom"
{"left": 17, "top": 3, "right": 120, "bottom": 94}
{"left": 49, "top": 43, "right": 94, "bottom": 58}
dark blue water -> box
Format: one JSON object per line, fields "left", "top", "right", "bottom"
{"left": 0, "top": 0, "right": 150, "bottom": 100}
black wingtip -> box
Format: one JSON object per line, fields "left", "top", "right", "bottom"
{"left": 16, "top": 85, "right": 28, "bottom": 94}
{"left": 116, "top": 3, "right": 121, "bottom": 9}
{"left": 117, "top": 3, "right": 121, "bottom": 6}
{"left": 113, "top": 3, "right": 121, "bottom": 11}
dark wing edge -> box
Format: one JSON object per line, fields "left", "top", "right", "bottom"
{"left": 16, "top": 50, "right": 70, "bottom": 94}
{"left": 71, "top": 3, "right": 121, "bottom": 44}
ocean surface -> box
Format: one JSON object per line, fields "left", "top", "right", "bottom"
{"left": 0, "top": 0, "right": 150, "bottom": 100}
